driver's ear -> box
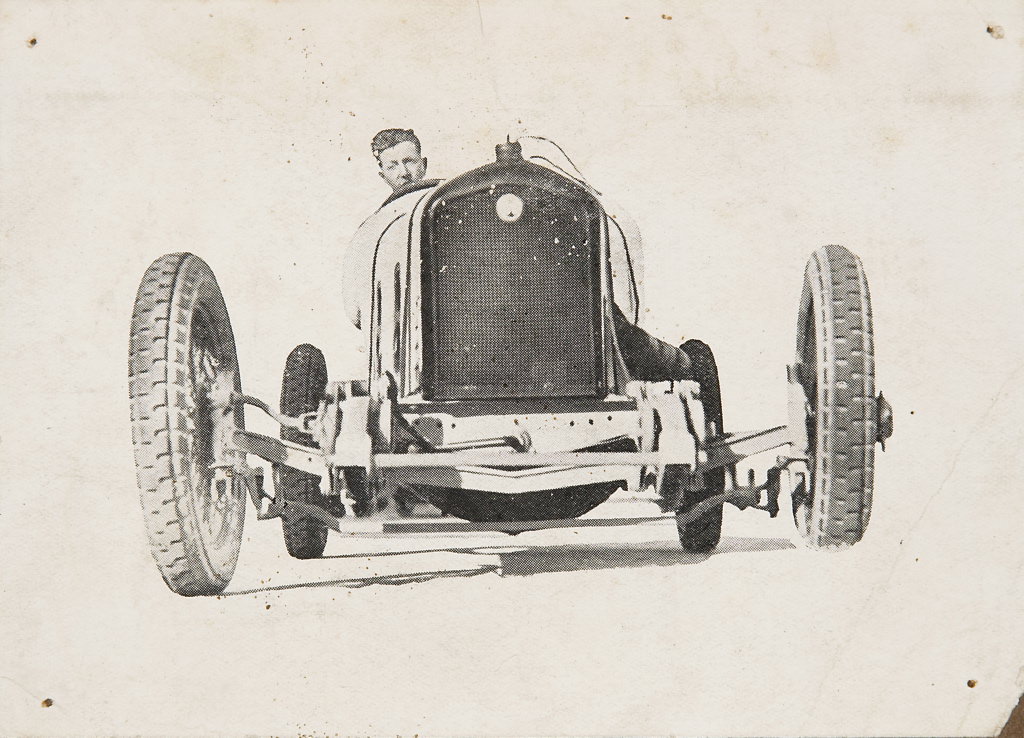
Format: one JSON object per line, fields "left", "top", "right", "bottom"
{"left": 422, "top": 157, "right": 428, "bottom": 172}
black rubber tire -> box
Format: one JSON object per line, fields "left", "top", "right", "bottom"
{"left": 129, "top": 253, "right": 246, "bottom": 596}
{"left": 277, "top": 344, "right": 330, "bottom": 559}
{"left": 674, "top": 339, "right": 725, "bottom": 552}
{"left": 792, "top": 245, "right": 876, "bottom": 548}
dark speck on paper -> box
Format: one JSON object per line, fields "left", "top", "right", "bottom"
{"left": 986, "top": 25, "right": 1004, "bottom": 39}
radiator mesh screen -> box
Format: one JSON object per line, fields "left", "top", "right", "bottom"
{"left": 424, "top": 185, "right": 603, "bottom": 399}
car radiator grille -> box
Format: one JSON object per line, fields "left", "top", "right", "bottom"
{"left": 422, "top": 184, "right": 604, "bottom": 400}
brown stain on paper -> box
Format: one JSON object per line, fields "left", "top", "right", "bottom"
{"left": 812, "top": 33, "right": 839, "bottom": 70}
{"left": 877, "top": 127, "right": 905, "bottom": 154}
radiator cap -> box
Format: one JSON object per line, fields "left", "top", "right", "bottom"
{"left": 495, "top": 138, "right": 523, "bottom": 164}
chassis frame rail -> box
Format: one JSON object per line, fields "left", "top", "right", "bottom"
{"left": 233, "top": 426, "right": 794, "bottom": 474}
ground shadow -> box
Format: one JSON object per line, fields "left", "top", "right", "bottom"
{"left": 225, "top": 564, "right": 500, "bottom": 595}
{"left": 224, "top": 535, "right": 795, "bottom": 595}
{"left": 496, "top": 535, "right": 796, "bottom": 576}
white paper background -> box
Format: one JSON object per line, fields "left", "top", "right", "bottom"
{"left": 1, "top": 0, "right": 1022, "bottom": 735}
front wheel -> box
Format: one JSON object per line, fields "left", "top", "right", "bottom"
{"left": 129, "top": 253, "right": 246, "bottom": 596}
{"left": 792, "top": 245, "right": 877, "bottom": 548}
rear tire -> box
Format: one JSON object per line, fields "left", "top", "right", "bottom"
{"left": 277, "top": 344, "right": 330, "bottom": 559}
{"left": 792, "top": 245, "right": 876, "bottom": 548}
{"left": 674, "top": 339, "right": 725, "bottom": 552}
{"left": 129, "top": 253, "right": 246, "bottom": 596}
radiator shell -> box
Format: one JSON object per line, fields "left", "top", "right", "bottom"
{"left": 421, "top": 161, "right": 608, "bottom": 400}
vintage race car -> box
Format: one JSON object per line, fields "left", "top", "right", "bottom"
{"left": 128, "top": 137, "right": 893, "bottom": 596}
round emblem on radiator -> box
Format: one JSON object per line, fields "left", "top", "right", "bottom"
{"left": 496, "top": 193, "right": 524, "bottom": 222}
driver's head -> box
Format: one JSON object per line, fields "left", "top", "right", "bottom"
{"left": 372, "top": 128, "right": 427, "bottom": 191}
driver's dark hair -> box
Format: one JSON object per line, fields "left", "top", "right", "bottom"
{"left": 372, "top": 128, "right": 421, "bottom": 160}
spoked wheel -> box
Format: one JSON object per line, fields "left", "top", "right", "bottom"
{"left": 277, "top": 344, "right": 331, "bottom": 559}
{"left": 130, "top": 253, "right": 246, "bottom": 596}
{"left": 672, "top": 339, "right": 725, "bottom": 552}
{"left": 792, "top": 245, "right": 877, "bottom": 548}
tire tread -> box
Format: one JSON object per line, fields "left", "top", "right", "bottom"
{"left": 796, "top": 245, "right": 876, "bottom": 548}
{"left": 129, "top": 253, "right": 244, "bottom": 595}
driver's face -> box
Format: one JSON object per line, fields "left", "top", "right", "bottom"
{"left": 377, "top": 141, "right": 427, "bottom": 190}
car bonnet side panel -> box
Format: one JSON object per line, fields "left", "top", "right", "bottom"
{"left": 346, "top": 187, "right": 438, "bottom": 396}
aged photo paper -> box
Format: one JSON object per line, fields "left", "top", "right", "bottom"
{"left": 1, "top": 0, "right": 1022, "bottom": 735}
